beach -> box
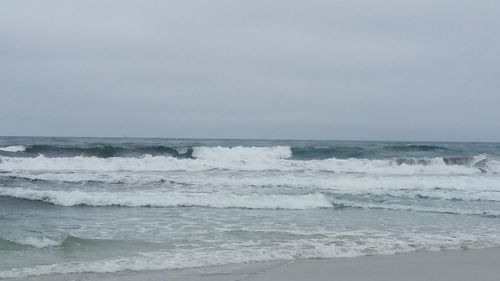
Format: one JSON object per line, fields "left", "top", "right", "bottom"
{"left": 244, "top": 248, "right": 500, "bottom": 281}
{"left": 8, "top": 248, "right": 500, "bottom": 281}
{"left": 2, "top": 0, "right": 499, "bottom": 279}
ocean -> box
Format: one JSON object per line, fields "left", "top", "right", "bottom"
{"left": 1, "top": 136, "right": 500, "bottom": 279}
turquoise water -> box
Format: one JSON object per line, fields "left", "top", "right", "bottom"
{"left": 1, "top": 137, "right": 500, "bottom": 279}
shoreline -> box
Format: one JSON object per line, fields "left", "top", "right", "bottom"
{"left": 245, "top": 247, "right": 500, "bottom": 281}
{"left": 8, "top": 247, "right": 500, "bottom": 281}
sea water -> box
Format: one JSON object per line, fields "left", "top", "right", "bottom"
{"left": 1, "top": 136, "right": 500, "bottom": 278}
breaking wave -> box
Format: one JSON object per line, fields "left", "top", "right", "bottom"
{"left": 0, "top": 152, "right": 493, "bottom": 174}
{"left": 0, "top": 237, "right": 62, "bottom": 249}
{"left": 0, "top": 143, "right": 477, "bottom": 161}
{"left": 290, "top": 146, "right": 365, "bottom": 160}
{"left": 4, "top": 172, "right": 500, "bottom": 202}
{"left": 384, "top": 144, "right": 449, "bottom": 152}
{"left": 0, "top": 187, "right": 331, "bottom": 209}
{"left": 0, "top": 145, "right": 25, "bottom": 152}
{"left": 2, "top": 187, "right": 499, "bottom": 217}
{"left": 0, "top": 235, "right": 131, "bottom": 252}
{"left": 20, "top": 145, "right": 193, "bottom": 158}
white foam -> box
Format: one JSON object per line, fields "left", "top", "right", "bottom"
{"left": 14, "top": 237, "right": 62, "bottom": 248}
{"left": 0, "top": 187, "right": 331, "bottom": 209}
{"left": 192, "top": 146, "right": 292, "bottom": 161}
{"left": 0, "top": 153, "right": 487, "bottom": 175}
{"left": 330, "top": 198, "right": 500, "bottom": 217}
{"left": 5, "top": 167, "right": 500, "bottom": 203}
{"left": 0, "top": 145, "right": 25, "bottom": 152}
{"left": 1, "top": 234, "right": 499, "bottom": 279}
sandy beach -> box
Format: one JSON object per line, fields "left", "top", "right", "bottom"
{"left": 8, "top": 247, "right": 500, "bottom": 281}
{"left": 243, "top": 248, "right": 500, "bottom": 281}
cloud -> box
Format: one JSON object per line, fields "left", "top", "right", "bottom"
{"left": 1, "top": 0, "right": 499, "bottom": 140}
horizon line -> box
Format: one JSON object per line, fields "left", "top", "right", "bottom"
{"left": 1, "top": 135, "right": 499, "bottom": 144}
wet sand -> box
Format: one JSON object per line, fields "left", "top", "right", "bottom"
{"left": 9, "top": 248, "right": 500, "bottom": 281}
{"left": 245, "top": 248, "right": 500, "bottom": 281}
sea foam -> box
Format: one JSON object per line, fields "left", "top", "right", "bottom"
{"left": 14, "top": 237, "right": 62, "bottom": 248}
{"left": 1, "top": 234, "right": 499, "bottom": 279}
{"left": 0, "top": 187, "right": 331, "bottom": 209}
{"left": 0, "top": 152, "right": 491, "bottom": 175}
{"left": 0, "top": 145, "right": 25, "bottom": 152}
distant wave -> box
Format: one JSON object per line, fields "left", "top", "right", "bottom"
{"left": 19, "top": 145, "right": 194, "bottom": 158}
{"left": 2, "top": 144, "right": 296, "bottom": 160}
{"left": 0, "top": 145, "right": 25, "bottom": 152}
{"left": 0, "top": 187, "right": 331, "bottom": 209}
{"left": 290, "top": 146, "right": 364, "bottom": 160}
{"left": 193, "top": 146, "right": 292, "bottom": 161}
{"left": 384, "top": 144, "right": 449, "bottom": 152}
{"left": 0, "top": 143, "right": 470, "bottom": 161}
{"left": 394, "top": 154, "right": 489, "bottom": 171}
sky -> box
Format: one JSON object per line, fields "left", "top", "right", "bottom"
{"left": 1, "top": 0, "right": 499, "bottom": 141}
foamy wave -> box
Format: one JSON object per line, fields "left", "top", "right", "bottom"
{"left": 1, "top": 234, "right": 499, "bottom": 279}
{"left": 0, "top": 145, "right": 25, "bottom": 152}
{"left": 0, "top": 187, "right": 331, "bottom": 209}
{"left": 13, "top": 237, "right": 62, "bottom": 248}
{"left": 0, "top": 236, "right": 63, "bottom": 249}
{"left": 0, "top": 154, "right": 490, "bottom": 175}
{"left": 372, "top": 189, "right": 500, "bottom": 202}
{"left": 6, "top": 170, "right": 500, "bottom": 195}
{"left": 192, "top": 146, "right": 292, "bottom": 160}
{"left": 7, "top": 172, "right": 500, "bottom": 202}
{"left": 3, "top": 186, "right": 498, "bottom": 214}
{"left": 331, "top": 198, "right": 500, "bottom": 217}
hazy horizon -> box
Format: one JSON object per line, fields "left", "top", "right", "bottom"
{"left": 2, "top": 134, "right": 500, "bottom": 144}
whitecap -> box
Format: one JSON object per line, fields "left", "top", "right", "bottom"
{"left": 0, "top": 145, "right": 25, "bottom": 152}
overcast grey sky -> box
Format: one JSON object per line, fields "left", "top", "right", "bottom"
{"left": 1, "top": 0, "right": 499, "bottom": 141}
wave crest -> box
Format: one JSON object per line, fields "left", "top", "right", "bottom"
{"left": 0, "top": 154, "right": 492, "bottom": 174}
{"left": 21, "top": 145, "right": 193, "bottom": 158}
{"left": 385, "top": 144, "right": 448, "bottom": 152}
{"left": 0, "top": 236, "right": 62, "bottom": 249}
{"left": 0, "top": 187, "right": 331, "bottom": 209}
{"left": 290, "top": 146, "right": 364, "bottom": 160}
{"left": 0, "top": 145, "right": 26, "bottom": 152}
